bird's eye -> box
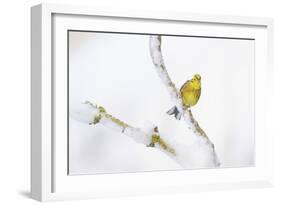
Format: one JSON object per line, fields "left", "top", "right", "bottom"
{"left": 193, "top": 74, "right": 201, "bottom": 80}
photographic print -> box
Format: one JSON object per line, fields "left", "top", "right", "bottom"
{"left": 68, "top": 31, "right": 255, "bottom": 175}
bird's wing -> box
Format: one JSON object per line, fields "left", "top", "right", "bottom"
{"left": 180, "top": 80, "right": 199, "bottom": 96}
{"left": 196, "top": 88, "right": 201, "bottom": 100}
{"left": 180, "top": 81, "right": 201, "bottom": 100}
{"left": 180, "top": 80, "right": 192, "bottom": 92}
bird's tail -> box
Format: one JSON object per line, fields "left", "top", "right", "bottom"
{"left": 167, "top": 106, "right": 182, "bottom": 120}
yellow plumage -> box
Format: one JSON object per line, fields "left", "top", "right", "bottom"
{"left": 180, "top": 74, "right": 201, "bottom": 107}
{"left": 167, "top": 74, "right": 201, "bottom": 120}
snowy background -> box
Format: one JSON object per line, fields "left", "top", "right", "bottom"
{"left": 68, "top": 31, "right": 255, "bottom": 175}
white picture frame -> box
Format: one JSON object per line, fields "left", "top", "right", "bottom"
{"left": 31, "top": 3, "right": 274, "bottom": 202}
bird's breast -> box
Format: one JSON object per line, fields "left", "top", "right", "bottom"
{"left": 181, "top": 88, "right": 201, "bottom": 107}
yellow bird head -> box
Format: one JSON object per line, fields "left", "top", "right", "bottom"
{"left": 189, "top": 74, "right": 201, "bottom": 89}
{"left": 193, "top": 74, "right": 201, "bottom": 81}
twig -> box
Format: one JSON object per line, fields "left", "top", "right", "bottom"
{"left": 84, "top": 101, "right": 176, "bottom": 156}
{"left": 149, "top": 35, "right": 220, "bottom": 167}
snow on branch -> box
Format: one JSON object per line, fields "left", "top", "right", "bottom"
{"left": 70, "top": 35, "right": 220, "bottom": 169}
{"left": 80, "top": 101, "right": 176, "bottom": 156}
{"left": 149, "top": 35, "right": 220, "bottom": 167}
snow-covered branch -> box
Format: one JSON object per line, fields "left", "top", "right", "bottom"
{"left": 78, "top": 101, "right": 176, "bottom": 156}
{"left": 149, "top": 35, "right": 220, "bottom": 167}
{"left": 71, "top": 100, "right": 219, "bottom": 168}
{"left": 71, "top": 35, "right": 220, "bottom": 169}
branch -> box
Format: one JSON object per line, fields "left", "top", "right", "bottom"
{"left": 149, "top": 35, "right": 220, "bottom": 167}
{"left": 70, "top": 35, "right": 220, "bottom": 169}
{"left": 82, "top": 101, "right": 176, "bottom": 156}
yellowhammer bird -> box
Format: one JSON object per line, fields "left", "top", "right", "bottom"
{"left": 167, "top": 74, "right": 201, "bottom": 120}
